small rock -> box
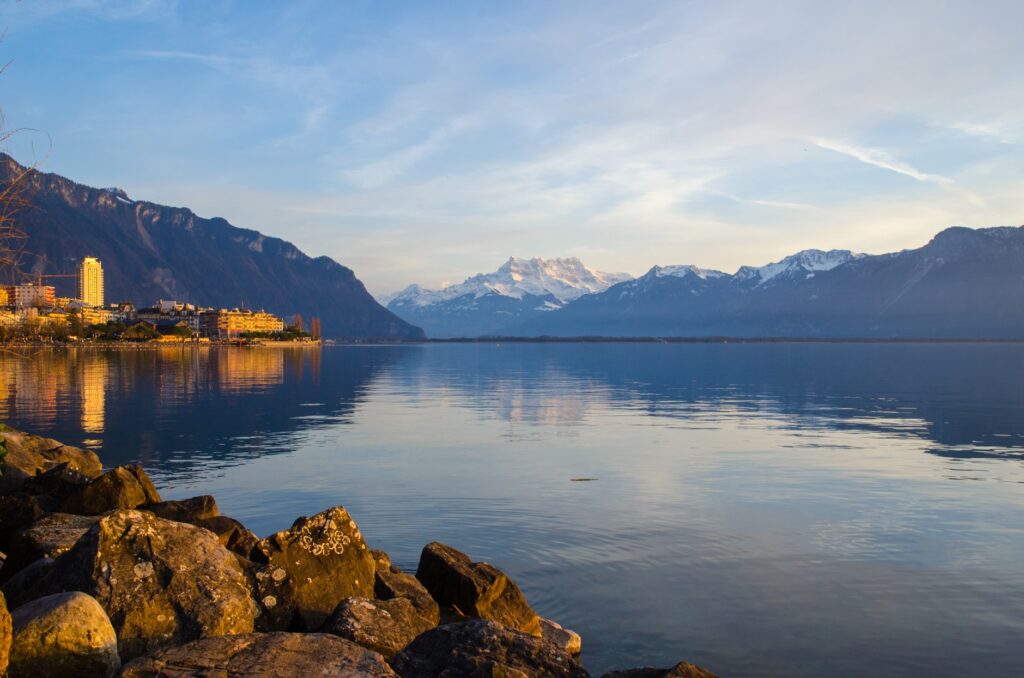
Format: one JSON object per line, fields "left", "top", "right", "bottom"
{"left": 256, "top": 506, "right": 375, "bottom": 629}
{"left": 0, "top": 513, "right": 99, "bottom": 584}
{"left": 541, "top": 617, "right": 582, "bottom": 656}
{"left": 141, "top": 495, "right": 219, "bottom": 523}
{"left": 416, "top": 542, "right": 541, "bottom": 635}
{"left": 195, "top": 515, "right": 262, "bottom": 561}
{"left": 10, "top": 509, "right": 256, "bottom": 661}
{"left": 392, "top": 619, "right": 589, "bottom": 678}
{"left": 120, "top": 632, "right": 398, "bottom": 677}
{"left": 0, "top": 591, "right": 11, "bottom": 677}
{"left": 0, "top": 429, "right": 102, "bottom": 494}
{"left": 601, "top": 663, "right": 719, "bottom": 678}
{"left": 375, "top": 561, "right": 441, "bottom": 626}
{"left": 60, "top": 465, "right": 161, "bottom": 515}
{"left": 322, "top": 596, "right": 435, "bottom": 660}
{"left": 9, "top": 591, "right": 120, "bottom": 677}
{"left": 20, "top": 463, "right": 93, "bottom": 503}
{"left": 370, "top": 548, "right": 392, "bottom": 571}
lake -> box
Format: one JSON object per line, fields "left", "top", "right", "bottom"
{"left": 2, "top": 343, "right": 1023, "bottom": 676}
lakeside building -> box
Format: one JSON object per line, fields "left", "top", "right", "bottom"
{"left": 137, "top": 300, "right": 209, "bottom": 333}
{"left": 79, "top": 256, "right": 104, "bottom": 308}
{"left": 199, "top": 308, "right": 285, "bottom": 339}
{"left": 3, "top": 284, "right": 57, "bottom": 309}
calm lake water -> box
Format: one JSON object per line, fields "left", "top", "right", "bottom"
{"left": 2, "top": 343, "right": 1023, "bottom": 676}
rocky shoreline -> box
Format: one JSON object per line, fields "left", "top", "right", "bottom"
{"left": 0, "top": 425, "right": 717, "bottom": 677}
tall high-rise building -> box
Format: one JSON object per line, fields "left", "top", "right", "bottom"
{"left": 78, "top": 256, "right": 104, "bottom": 307}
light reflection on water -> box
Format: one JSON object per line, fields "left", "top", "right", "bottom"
{"left": 1, "top": 343, "right": 1024, "bottom": 676}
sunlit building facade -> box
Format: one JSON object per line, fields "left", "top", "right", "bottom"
{"left": 78, "top": 256, "right": 104, "bottom": 307}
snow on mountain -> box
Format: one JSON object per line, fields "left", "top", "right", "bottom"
{"left": 650, "top": 264, "right": 728, "bottom": 280}
{"left": 389, "top": 257, "right": 633, "bottom": 309}
{"left": 735, "top": 249, "right": 863, "bottom": 285}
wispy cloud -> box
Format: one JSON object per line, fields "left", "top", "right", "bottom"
{"left": 809, "top": 137, "right": 950, "bottom": 184}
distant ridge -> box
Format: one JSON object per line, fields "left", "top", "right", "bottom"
{"left": 386, "top": 256, "right": 631, "bottom": 338}
{"left": 0, "top": 154, "right": 423, "bottom": 340}
{"left": 505, "top": 227, "right": 1024, "bottom": 339}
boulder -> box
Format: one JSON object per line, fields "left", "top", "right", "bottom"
{"left": 375, "top": 560, "right": 440, "bottom": 626}
{"left": 256, "top": 506, "right": 375, "bottom": 629}
{"left": 8, "top": 591, "right": 119, "bottom": 677}
{"left": 120, "top": 632, "right": 398, "bottom": 677}
{"left": 601, "top": 663, "right": 719, "bottom": 678}
{"left": 246, "top": 561, "right": 299, "bottom": 632}
{"left": 0, "top": 495, "right": 46, "bottom": 552}
{"left": 60, "top": 465, "right": 161, "bottom": 515}
{"left": 0, "top": 429, "right": 102, "bottom": 494}
{"left": 322, "top": 596, "right": 435, "bottom": 660}
{"left": 0, "top": 513, "right": 99, "bottom": 584}
{"left": 20, "top": 463, "right": 93, "bottom": 503}
{"left": 0, "top": 591, "right": 11, "bottom": 677}
{"left": 392, "top": 619, "right": 590, "bottom": 678}
{"left": 141, "top": 495, "right": 219, "bottom": 523}
{"left": 541, "top": 618, "right": 582, "bottom": 657}
{"left": 1, "top": 559, "right": 55, "bottom": 611}
{"left": 416, "top": 542, "right": 541, "bottom": 636}
{"left": 195, "top": 515, "right": 261, "bottom": 561}
{"left": 14, "top": 509, "right": 256, "bottom": 660}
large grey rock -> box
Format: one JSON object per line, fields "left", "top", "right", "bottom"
{"left": 0, "top": 591, "right": 11, "bottom": 677}
{"left": 375, "top": 560, "right": 440, "bottom": 626}
{"left": 13, "top": 509, "right": 256, "bottom": 660}
{"left": 60, "top": 465, "right": 161, "bottom": 515}
{"left": 392, "top": 619, "right": 590, "bottom": 678}
{"left": 601, "top": 663, "right": 719, "bottom": 678}
{"left": 8, "top": 591, "right": 119, "bottom": 677}
{"left": 256, "top": 506, "right": 375, "bottom": 629}
{"left": 0, "top": 513, "right": 99, "bottom": 584}
{"left": 120, "top": 632, "right": 398, "bottom": 677}
{"left": 140, "top": 495, "right": 218, "bottom": 523}
{"left": 416, "top": 542, "right": 541, "bottom": 636}
{"left": 0, "top": 429, "right": 102, "bottom": 494}
{"left": 322, "top": 596, "right": 435, "bottom": 660}
{"left": 541, "top": 618, "right": 582, "bottom": 657}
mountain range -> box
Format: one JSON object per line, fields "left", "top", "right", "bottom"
{"left": 386, "top": 256, "right": 631, "bottom": 338}
{"left": 0, "top": 154, "right": 423, "bottom": 339}
{"left": 389, "top": 227, "right": 1024, "bottom": 339}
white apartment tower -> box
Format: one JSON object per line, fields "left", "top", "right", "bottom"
{"left": 79, "top": 256, "right": 104, "bottom": 307}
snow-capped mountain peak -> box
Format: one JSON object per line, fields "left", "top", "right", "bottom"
{"left": 388, "top": 257, "right": 633, "bottom": 308}
{"left": 736, "top": 249, "right": 863, "bottom": 285}
{"left": 648, "top": 264, "right": 727, "bottom": 280}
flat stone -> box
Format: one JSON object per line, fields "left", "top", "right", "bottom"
{"left": 141, "top": 495, "right": 219, "bottom": 523}
{"left": 416, "top": 542, "right": 541, "bottom": 635}
{"left": 257, "top": 506, "right": 375, "bottom": 630}
{"left": 0, "top": 513, "right": 99, "bottom": 584}
{"left": 120, "top": 632, "right": 398, "bottom": 677}
{"left": 392, "top": 619, "right": 589, "bottom": 678}
{"left": 322, "top": 596, "right": 435, "bottom": 660}
{"left": 9, "top": 591, "right": 120, "bottom": 677}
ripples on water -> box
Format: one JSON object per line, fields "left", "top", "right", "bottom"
{"left": 2, "top": 343, "right": 1023, "bottom": 676}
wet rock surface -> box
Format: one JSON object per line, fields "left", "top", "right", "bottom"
{"left": 416, "top": 541, "right": 541, "bottom": 636}
{"left": 8, "top": 591, "right": 120, "bottom": 678}
{"left": 120, "top": 632, "right": 398, "bottom": 677}
{"left": 60, "top": 465, "right": 161, "bottom": 515}
{"left": 257, "top": 506, "right": 375, "bottom": 629}
{"left": 322, "top": 596, "right": 436, "bottom": 660}
{"left": 392, "top": 619, "right": 590, "bottom": 678}
{"left": 601, "top": 662, "right": 719, "bottom": 678}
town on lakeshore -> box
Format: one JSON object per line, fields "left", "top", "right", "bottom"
{"left": 0, "top": 256, "right": 321, "bottom": 344}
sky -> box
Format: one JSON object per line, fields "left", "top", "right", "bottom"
{"left": 1, "top": 0, "right": 1022, "bottom": 298}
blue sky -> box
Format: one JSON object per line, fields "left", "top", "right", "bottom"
{"left": 2, "top": 0, "right": 1022, "bottom": 296}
